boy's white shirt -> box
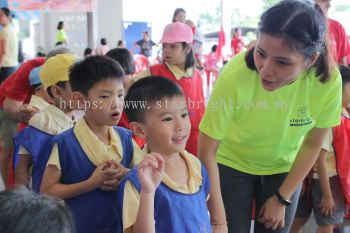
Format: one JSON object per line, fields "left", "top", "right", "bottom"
{"left": 18, "top": 102, "right": 73, "bottom": 154}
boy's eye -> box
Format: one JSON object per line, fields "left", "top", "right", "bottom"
{"left": 162, "top": 117, "right": 172, "bottom": 122}
{"left": 181, "top": 113, "right": 188, "bottom": 118}
{"left": 100, "top": 95, "right": 109, "bottom": 99}
{"left": 118, "top": 94, "right": 124, "bottom": 98}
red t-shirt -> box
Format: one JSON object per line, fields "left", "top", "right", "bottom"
{"left": 328, "top": 18, "right": 350, "bottom": 63}
{"left": 231, "top": 37, "right": 244, "bottom": 55}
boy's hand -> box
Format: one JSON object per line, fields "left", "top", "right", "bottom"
{"left": 18, "top": 105, "right": 39, "bottom": 122}
{"left": 138, "top": 153, "right": 165, "bottom": 194}
{"left": 101, "top": 161, "right": 130, "bottom": 191}
{"left": 88, "top": 163, "right": 110, "bottom": 189}
{"left": 212, "top": 224, "right": 228, "bottom": 233}
{"left": 320, "top": 196, "right": 335, "bottom": 217}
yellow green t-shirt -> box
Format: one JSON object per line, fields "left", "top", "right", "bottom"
{"left": 56, "top": 29, "right": 67, "bottom": 43}
{"left": 199, "top": 52, "right": 342, "bottom": 175}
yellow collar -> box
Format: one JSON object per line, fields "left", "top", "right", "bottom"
{"left": 165, "top": 63, "right": 194, "bottom": 80}
{"left": 142, "top": 144, "right": 202, "bottom": 194}
{"left": 73, "top": 118, "right": 123, "bottom": 165}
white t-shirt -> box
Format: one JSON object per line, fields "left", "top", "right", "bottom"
{"left": 0, "top": 24, "right": 18, "bottom": 67}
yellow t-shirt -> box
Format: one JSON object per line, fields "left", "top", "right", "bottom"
{"left": 121, "top": 145, "right": 205, "bottom": 233}
{"left": 133, "top": 63, "right": 194, "bottom": 82}
{"left": 47, "top": 118, "right": 142, "bottom": 170}
{"left": 199, "top": 52, "right": 342, "bottom": 175}
{"left": 0, "top": 24, "right": 18, "bottom": 67}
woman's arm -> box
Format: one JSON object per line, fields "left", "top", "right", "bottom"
{"left": 279, "top": 127, "right": 328, "bottom": 199}
{"left": 258, "top": 127, "right": 329, "bottom": 230}
{"left": 198, "top": 132, "right": 227, "bottom": 232}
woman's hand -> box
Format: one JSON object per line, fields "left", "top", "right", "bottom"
{"left": 257, "top": 194, "right": 286, "bottom": 230}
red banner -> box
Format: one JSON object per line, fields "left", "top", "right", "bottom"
{"left": 8, "top": 0, "right": 96, "bottom": 12}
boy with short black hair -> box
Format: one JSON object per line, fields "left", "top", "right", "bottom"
{"left": 41, "top": 55, "right": 142, "bottom": 233}
{"left": 118, "top": 77, "right": 211, "bottom": 233}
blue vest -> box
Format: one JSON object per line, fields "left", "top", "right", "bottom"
{"left": 118, "top": 163, "right": 212, "bottom": 233}
{"left": 53, "top": 126, "right": 133, "bottom": 233}
{"left": 13, "top": 126, "right": 55, "bottom": 192}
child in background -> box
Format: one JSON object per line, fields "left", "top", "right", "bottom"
{"left": 106, "top": 48, "right": 145, "bottom": 147}
{"left": 133, "top": 22, "right": 205, "bottom": 155}
{"left": 95, "top": 38, "right": 109, "bottom": 55}
{"left": 205, "top": 44, "right": 221, "bottom": 88}
{"left": 13, "top": 54, "right": 77, "bottom": 192}
{"left": 41, "top": 56, "right": 142, "bottom": 233}
{"left": 290, "top": 65, "right": 350, "bottom": 233}
{"left": 118, "top": 77, "right": 211, "bottom": 233}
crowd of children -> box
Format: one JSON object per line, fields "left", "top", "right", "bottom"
{"left": 0, "top": 2, "right": 350, "bottom": 233}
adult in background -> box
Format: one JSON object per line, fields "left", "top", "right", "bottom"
{"left": 315, "top": 0, "right": 350, "bottom": 65}
{"left": 0, "top": 7, "right": 18, "bottom": 84}
{"left": 56, "top": 21, "right": 68, "bottom": 45}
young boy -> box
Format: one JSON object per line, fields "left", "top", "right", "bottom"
{"left": 13, "top": 54, "right": 76, "bottom": 192}
{"left": 118, "top": 77, "right": 211, "bottom": 233}
{"left": 290, "top": 65, "right": 350, "bottom": 233}
{"left": 40, "top": 56, "right": 142, "bottom": 233}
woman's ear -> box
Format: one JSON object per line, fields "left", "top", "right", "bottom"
{"left": 129, "top": 122, "right": 147, "bottom": 139}
{"left": 306, "top": 52, "right": 320, "bottom": 68}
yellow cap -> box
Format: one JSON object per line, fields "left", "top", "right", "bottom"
{"left": 40, "top": 54, "right": 77, "bottom": 90}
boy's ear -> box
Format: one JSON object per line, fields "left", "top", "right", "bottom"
{"left": 129, "top": 122, "right": 146, "bottom": 139}
{"left": 71, "top": 91, "right": 86, "bottom": 110}
{"left": 50, "top": 85, "right": 62, "bottom": 99}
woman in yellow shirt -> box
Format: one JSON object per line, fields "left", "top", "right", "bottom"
{"left": 198, "top": 1, "right": 342, "bottom": 233}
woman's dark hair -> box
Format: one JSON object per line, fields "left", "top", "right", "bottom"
{"left": 245, "top": 0, "right": 334, "bottom": 83}
{"left": 100, "top": 38, "right": 107, "bottom": 46}
{"left": 211, "top": 44, "right": 218, "bottom": 53}
{"left": 181, "top": 42, "right": 195, "bottom": 71}
{"left": 0, "top": 7, "right": 11, "bottom": 19}
{"left": 172, "top": 8, "right": 186, "bottom": 22}
{"left": 57, "top": 21, "right": 64, "bottom": 30}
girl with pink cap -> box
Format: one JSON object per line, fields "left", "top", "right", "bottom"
{"left": 133, "top": 22, "right": 205, "bottom": 156}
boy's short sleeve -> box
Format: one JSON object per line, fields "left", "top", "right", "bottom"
{"left": 47, "top": 143, "right": 61, "bottom": 170}
{"left": 131, "top": 139, "right": 144, "bottom": 167}
{"left": 123, "top": 180, "right": 140, "bottom": 233}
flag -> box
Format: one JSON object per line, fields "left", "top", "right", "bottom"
{"left": 217, "top": 26, "right": 225, "bottom": 60}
